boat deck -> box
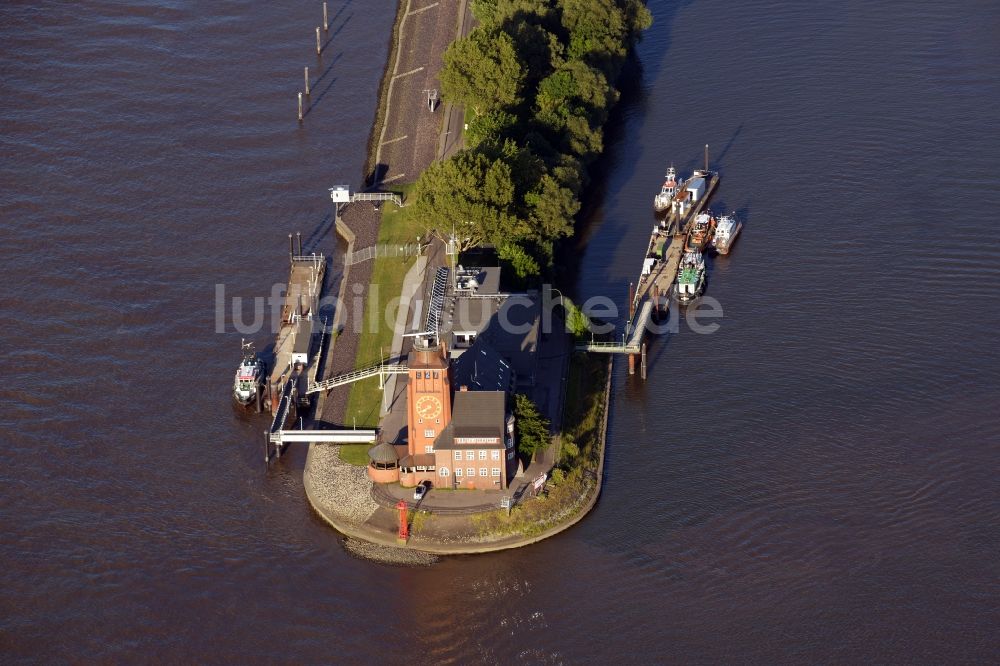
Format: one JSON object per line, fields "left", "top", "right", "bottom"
{"left": 634, "top": 172, "right": 720, "bottom": 313}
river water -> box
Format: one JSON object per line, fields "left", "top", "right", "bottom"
{"left": 2, "top": 0, "right": 998, "bottom": 662}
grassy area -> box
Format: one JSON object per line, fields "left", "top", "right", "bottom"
{"left": 343, "top": 183, "right": 425, "bottom": 427}
{"left": 473, "top": 353, "right": 609, "bottom": 539}
{"left": 410, "top": 510, "right": 432, "bottom": 535}
{"left": 339, "top": 444, "right": 371, "bottom": 466}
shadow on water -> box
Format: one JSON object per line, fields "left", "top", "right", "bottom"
{"left": 329, "top": 0, "right": 353, "bottom": 28}
{"left": 555, "top": 1, "right": 693, "bottom": 295}
{"left": 314, "top": 50, "right": 345, "bottom": 87}
{"left": 320, "top": 13, "right": 353, "bottom": 54}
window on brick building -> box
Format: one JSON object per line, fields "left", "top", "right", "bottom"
{"left": 491, "top": 450, "right": 500, "bottom": 460}
{"left": 467, "top": 468, "right": 475, "bottom": 477}
{"left": 455, "top": 468, "right": 463, "bottom": 477}
{"left": 478, "top": 450, "right": 486, "bottom": 460}
{"left": 454, "top": 451, "right": 461, "bottom": 460}
{"left": 424, "top": 446, "right": 433, "bottom": 454}
{"left": 479, "top": 468, "right": 488, "bottom": 477}
{"left": 491, "top": 468, "right": 500, "bottom": 477}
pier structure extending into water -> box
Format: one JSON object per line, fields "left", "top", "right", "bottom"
{"left": 576, "top": 167, "right": 720, "bottom": 379}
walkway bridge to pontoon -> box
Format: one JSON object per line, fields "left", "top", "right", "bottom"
{"left": 575, "top": 300, "right": 653, "bottom": 355}
{"left": 306, "top": 359, "right": 408, "bottom": 394}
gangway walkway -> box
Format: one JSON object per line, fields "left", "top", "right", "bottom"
{"left": 575, "top": 300, "right": 653, "bottom": 354}
{"left": 270, "top": 428, "right": 377, "bottom": 446}
{"left": 307, "top": 359, "right": 409, "bottom": 394}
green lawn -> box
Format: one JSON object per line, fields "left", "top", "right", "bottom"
{"left": 343, "top": 183, "right": 425, "bottom": 428}
{"left": 338, "top": 444, "right": 371, "bottom": 466}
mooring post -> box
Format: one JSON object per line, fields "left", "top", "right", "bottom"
{"left": 315, "top": 27, "right": 321, "bottom": 55}
{"left": 304, "top": 66, "right": 310, "bottom": 96}
{"left": 628, "top": 353, "right": 636, "bottom": 375}
{"left": 323, "top": 2, "right": 329, "bottom": 31}
{"left": 297, "top": 92, "right": 303, "bottom": 122}
{"left": 641, "top": 342, "right": 647, "bottom": 380}
{"left": 263, "top": 431, "right": 270, "bottom": 465}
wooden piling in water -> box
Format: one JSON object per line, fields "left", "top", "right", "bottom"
{"left": 641, "top": 343, "right": 647, "bottom": 380}
{"left": 297, "top": 93, "right": 303, "bottom": 122}
{"left": 323, "top": 2, "right": 329, "bottom": 31}
{"left": 628, "top": 353, "right": 635, "bottom": 375}
{"left": 316, "top": 27, "right": 321, "bottom": 55}
{"left": 304, "top": 66, "right": 310, "bottom": 96}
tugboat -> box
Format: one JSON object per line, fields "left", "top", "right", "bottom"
{"left": 711, "top": 212, "right": 742, "bottom": 255}
{"left": 676, "top": 251, "right": 706, "bottom": 303}
{"left": 233, "top": 339, "right": 266, "bottom": 411}
{"left": 685, "top": 212, "right": 716, "bottom": 253}
{"left": 653, "top": 166, "right": 678, "bottom": 212}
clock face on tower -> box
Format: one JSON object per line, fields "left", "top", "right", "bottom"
{"left": 415, "top": 395, "right": 442, "bottom": 420}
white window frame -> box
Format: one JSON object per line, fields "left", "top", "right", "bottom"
{"left": 455, "top": 468, "right": 463, "bottom": 477}
{"left": 467, "top": 468, "right": 475, "bottom": 477}
{"left": 491, "top": 468, "right": 500, "bottom": 477}
{"left": 466, "top": 451, "right": 475, "bottom": 460}
{"left": 439, "top": 467, "right": 449, "bottom": 477}
{"left": 491, "top": 450, "right": 500, "bottom": 460}
{"left": 424, "top": 445, "right": 433, "bottom": 454}
{"left": 454, "top": 450, "right": 462, "bottom": 460}
{"left": 424, "top": 429, "right": 435, "bottom": 439}
{"left": 479, "top": 468, "right": 488, "bottom": 477}
{"left": 478, "top": 450, "right": 487, "bottom": 460}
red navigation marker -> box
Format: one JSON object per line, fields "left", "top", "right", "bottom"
{"left": 396, "top": 500, "right": 409, "bottom": 544}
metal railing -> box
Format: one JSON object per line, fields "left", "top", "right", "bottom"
{"left": 307, "top": 360, "right": 409, "bottom": 394}
{"left": 343, "top": 242, "right": 423, "bottom": 266}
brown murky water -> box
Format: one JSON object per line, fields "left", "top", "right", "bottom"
{"left": 2, "top": 0, "right": 998, "bottom": 661}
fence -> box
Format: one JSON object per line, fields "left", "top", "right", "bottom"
{"left": 343, "top": 242, "right": 423, "bottom": 267}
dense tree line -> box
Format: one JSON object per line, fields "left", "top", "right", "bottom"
{"left": 412, "top": 0, "right": 652, "bottom": 278}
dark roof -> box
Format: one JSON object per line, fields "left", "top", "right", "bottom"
{"left": 434, "top": 391, "right": 505, "bottom": 450}
{"left": 450, "top": 338, "right": 512, "bottom": 393}
{"left": 368, "top": 441, "right": 399, "bottom": 464}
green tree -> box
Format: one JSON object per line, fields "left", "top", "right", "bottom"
{"left": 412, "top": 149, "right": 530, "bottom": 252}
{"left": 524, "top": 173, "right": 577, "bottom": 244}
{"left": 560, "top": 297, "right": 592, "bottom": 338}
{"left": 465, "top": 109, "right": 518, "bottom": 149}
{"left": 440, "top": 27, "right": 526, "bottom": 114}
{"left": 558, "top": 0, "right": 628, "bottom": 73}
{"left": 514, "top": 393, "right": 551, "bottom": 460}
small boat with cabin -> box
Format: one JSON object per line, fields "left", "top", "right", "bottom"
{"left": 676, "top": 251, "right": 706, "bottom": 303}
{"left": 233, "top": 339, "right": 266, "bottom": 411}
{"left": 653, "top": 166, "right": 678, "bottom": 212}
{"left": 711, "top": 213, "right": 742, "bottom": 255}
{"left": 685, "top": 212, "right": 716, "bottom": 253}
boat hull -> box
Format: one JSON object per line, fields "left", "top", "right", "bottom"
{"left": 712, "top": 222, "right": 742, "bottom": 255}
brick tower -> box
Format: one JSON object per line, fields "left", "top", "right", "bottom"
{"left": 405, "top": 340, "right": 452, "bottom": 456}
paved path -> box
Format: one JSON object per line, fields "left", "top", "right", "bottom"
{"left": 374, "top": 0, "right": 461, "bottom": 185}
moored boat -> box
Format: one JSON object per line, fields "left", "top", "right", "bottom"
{"left": 711, "top": 213, "right": 742, "bottom": 254}
{"left": 685, "top": 212, "right": 716, "bottom": 253}
{"left": 676, "top": 251, "right": 706, "bottom": 303}
{"left": 653, "top": 166, "right": 678, "bottom": 212}
{"left": 234, "top": 339, "right": 266, "bottom": 411}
